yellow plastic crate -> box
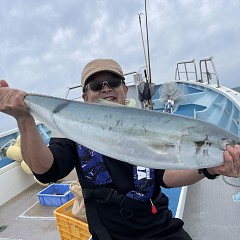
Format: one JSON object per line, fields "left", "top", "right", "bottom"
{"left": 54, "top": 198, "right": 91, "bottom": 240}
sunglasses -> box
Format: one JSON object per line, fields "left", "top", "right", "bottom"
{"left": 84, "top": 78, "right": 125, "bottom": 92}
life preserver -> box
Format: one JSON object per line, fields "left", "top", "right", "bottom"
{"left": 77, "top": 145, "right": 155, "bottom": 201}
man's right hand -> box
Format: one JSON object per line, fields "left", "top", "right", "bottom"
{"left": 0, "top": 80, "right": 30, "bottom": 120}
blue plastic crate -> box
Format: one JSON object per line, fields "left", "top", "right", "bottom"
{"left": 37, "top": 183, "right": 74, "bottom": 207}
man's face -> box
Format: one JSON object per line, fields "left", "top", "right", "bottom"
{"left": 82, "top": 72, "right": 128, "bottom": 104}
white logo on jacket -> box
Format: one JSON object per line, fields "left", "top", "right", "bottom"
{"left": 137, "top": 166, "right": 151, "bottom": 180}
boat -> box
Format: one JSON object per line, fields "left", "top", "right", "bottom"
{"left": 0, "top": 56, "right": 240, "bottom": 240}
{"left": 134, "top": 56, "right": 240, "bottom": 240}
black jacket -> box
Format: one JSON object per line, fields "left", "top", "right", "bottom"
{"left": 34, "top": 138, "right": 191, "bottom": 240}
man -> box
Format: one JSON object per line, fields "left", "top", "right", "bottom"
{"left": 0, "top": 59, "right": 240, "bottom": 240}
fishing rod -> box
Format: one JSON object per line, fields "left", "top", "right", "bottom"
{"left": 144, "top": 0, "right": 152, "bottom": 85}
{"left": 138, "top": 12, "right": 149, "bottom": 81}
{"left": 137, "top": 0, "right": 154, "bottom": 110}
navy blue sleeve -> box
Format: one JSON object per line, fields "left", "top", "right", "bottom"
{"left": 34, "top": 138, "right": 78, "bottom": 183}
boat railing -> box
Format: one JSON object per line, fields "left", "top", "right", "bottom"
{"left": 0, "top": 139, "right": 16, "bottom": 159}
{"left": 65, "top": 84, "right": 82, "bottom": 100}
{"left": 0, "top": 122, "right": 51, "bottom": 161}
{"left": 175, "top": 59, "right": 198, "bottom": 81}
{"left": 0, "top": 128, "right": 19, "bottom": 161}
{"left": 175, "top": 56, "right": 220, "bottom": 87}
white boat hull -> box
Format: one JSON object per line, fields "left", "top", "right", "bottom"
{"left": 0, "top": 162, "right": 35, "bottom": 206}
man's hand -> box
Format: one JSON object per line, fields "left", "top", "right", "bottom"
{"left": 0, "top": 81, "right": 30, "bottom": 120}
{"left": 208, "top": 144, "right": 240, "bottom": 178}
{"left": 0, "top": 79, "right": 9, "bottom": 87}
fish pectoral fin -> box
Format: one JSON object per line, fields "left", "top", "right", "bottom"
{"left": 139, "top": 137, "right": 178, "bottom": 153}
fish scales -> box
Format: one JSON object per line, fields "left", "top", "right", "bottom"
{"left": 24, "top": 94, "right": 240, "bottom": 169}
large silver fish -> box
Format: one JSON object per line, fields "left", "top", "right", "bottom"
{"left": 24, "top": 94, "right": 240, "bottom": 169}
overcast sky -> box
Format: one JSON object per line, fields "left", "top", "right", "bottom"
{"left": 0, "top": 0, "right": 240, "bottom": 133}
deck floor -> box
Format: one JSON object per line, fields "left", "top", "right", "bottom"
{"left": 183, "top": 176, "right": 240, "bottom": 240}
{"left": 0, "top": 170, "right": 78, "bottom": 240}
{"left": 1, "top": 170, "right": 240, "bottom": 240}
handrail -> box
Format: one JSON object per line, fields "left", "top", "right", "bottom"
{"left": 65, "top": 84, "right": 82, "bottom": 98}
{"left": 199, "top": 57, "right": 220, "bottom": 87}
{"left": 175, "top": 59, "right": 198, "bottom": 81}
{"left": 175, "top": 57, "right": 220, "bottom": 87}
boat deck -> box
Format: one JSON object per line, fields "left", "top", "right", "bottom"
{"left": 183, "top": 176, "right": 240, "bottom": 240}
{"left": 0, "top": 170, "right": 78, "bottom": 240}
{"left": 2, "top": 169, "right": 240, "bottom": 240}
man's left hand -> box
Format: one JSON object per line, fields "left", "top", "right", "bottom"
{"left": 208, "top": 144, "right": 240, "bottom": 177}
